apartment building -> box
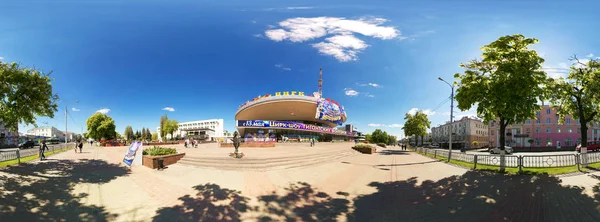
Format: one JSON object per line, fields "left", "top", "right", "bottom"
{"left": 27, "top": 126, "right": 67, "bottom": 141}
{"left": 431, "top": 116, "right": 489, "bottom": 149}
{"left": 488, "top": 105, "right": 600, "bottom": 148}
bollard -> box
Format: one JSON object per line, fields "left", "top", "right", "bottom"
{"left": 518, "top": 156, "right": 523, "bottom": 174}
{"left": 434, "top": 150, "right": 437, "bottom": 158}
{"left": 473, "top": 155, "right": 478, "bottom": 169}
{"left": 576, "top": 154, "right": 581, "bottom": 171}
{"left": 17, "top": 150, "right": 21, "bottom": 164}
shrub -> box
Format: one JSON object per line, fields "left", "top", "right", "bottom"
{"left": 352, "top": 144, "right": 375, "bottom": 154}
{"left": 354, "top": 144, "right": 373, "bottom": 149}
{"left": 377, "top": 143, "right": 387, "bottom": 148}
{"left": 143, "top": 146, "right": 177, "bottom": 156}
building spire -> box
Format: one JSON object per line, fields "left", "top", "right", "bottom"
{"left": 318, "top": 67, "right": 323, "bottom": 97}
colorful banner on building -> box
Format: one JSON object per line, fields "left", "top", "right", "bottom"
{"left": 123, "top": 142, "right": 142, "bottom": 166}
{"left": 237, "top": 120, "right": 354, "bottom": 136}
{"left": 315, "top": 98, "right": 346, "bottom": 126}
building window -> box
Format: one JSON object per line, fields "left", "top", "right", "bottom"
{"left": 557, "top": 128, "right": 561, "bottom": 133}
{"left": 577, "top": 138, "right": 582, "bottom": 145}
{"left": 568, "top": 128, "right": 572, "bottom": 133}
{"left": 566, "top": 118, "right": 571, "bottom": 124}
{"left": 578, "top": 128, "right": 581, "bottom": 133}
{"left": 536, "top": 119, "right": 540, "bottom": 124}
{"left": 565, "top": 138, "right": 573, "bottom": 146}
{"left": 491, "top": 121, "right": 495, "bottom": 127}
{"left": 546, "top": 109, "right": 551, "bottom": 114}
{"left": 546, "top": 138, "right": 552, "bottom": 146}
{"left": 535, "top": 138, "right": 541, "bottom": 146}
{"left": 536, "top": 127, "right": 540, "bottom": 133}
{"left": 491, "top": 130, "right": 494, "bottom": 136}
{"left": 536, "top": 111, "right": 541, "bottom": 116}
{"left": 526, "top": 119, "right": 531, "bottom": 124}
{"left": 546, "top": 118, "right": 551, "bottom": 123}
{"left": 546, "top": 127, "right": 551, "bottom": 133}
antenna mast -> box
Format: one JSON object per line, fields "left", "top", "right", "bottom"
{"left": 318, "top": 67, "right": 323, "bottom": 97}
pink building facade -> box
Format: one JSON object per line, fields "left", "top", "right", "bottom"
{"left": 488, "top": 105, "right": 600, "bottom": 148}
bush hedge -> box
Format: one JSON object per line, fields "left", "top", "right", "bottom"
{"left": 143, "top": 146, "right": 177, "bottom": 156}
{"left": 377, "top": 143, "right": 387, "bottom": 148}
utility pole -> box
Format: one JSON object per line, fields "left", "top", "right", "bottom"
{"left": 318, "top": 67, "right": 323, "bottom": 97}
{"left": 65, "top": 105, "right": 68, "bottom": 144}
{"left": 439, "top": 77, "right": 454, "bottom": 161}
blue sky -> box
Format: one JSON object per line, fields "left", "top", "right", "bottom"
{"left": 1, "top": 0, "right": 599, "bottom": 138}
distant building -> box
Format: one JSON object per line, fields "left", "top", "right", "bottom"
{"left": 0, "top": 123, "right": 19, "bottom": 146}
{"left": 27, "top": 126, "right": 69, "bottom": 141}
{"left": 157, "top": 119, "right": 224, "bottom": 141}
{"left": 431, "top": 116, "right": 489, "bottom": 149}
{"left": 488, "top": 105, "right": 600, "bottom": 148}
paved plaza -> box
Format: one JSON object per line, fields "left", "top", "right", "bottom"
{"left": 1, "top": 143, "right": 600, "bottom": 221}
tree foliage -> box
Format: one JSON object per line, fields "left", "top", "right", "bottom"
{"left": 547, "top": 56, "right": 600, "bottom": 146}
{"left": 124, "top": 126, "right": 134, "bottom": 141}
{"left": 160, "top": 115, "right": 168, "bottom": 139}
{"left": 0, "top": 61, "right": 59, "bottom": 133}
{"left": 141, "top": 127, "right": 147, "bottom": 141}
{"left": 402, "top": 110, "right": 431, "bottom": 146}
{"left": 454, "top": 34, "right": 547, "bottom": 152}
{"left": 145, "top": 128, "right": 152, "bottom": 141}
{"left": 151, "top": 132, "right": 158, "bottom": 141}
{"left": 86, "top": 113, "right": 116, "bottom": 140}
{"left": 367, "top": 129, "right": 397, "bottom": 145}
{"left": 163, "top": 119, "right": 179, "bottom": 139}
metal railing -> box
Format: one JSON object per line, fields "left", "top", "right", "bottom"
{"left": 411, "top": 147, "right": 598, "bottom": 173}
{"left": 0, "top": 143, "right": 72, "bottom": 163}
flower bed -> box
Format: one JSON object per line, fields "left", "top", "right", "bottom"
{"left": 220, "top": 143, "right": 276, "bottom": 148}
{"left": 142, "top": 146, "right": 184, "bottom": 169}
{"left": 353, "top": 144, "right": 375, "bottom": 154}
{"left": 102, "top": 142, "right": 125, "bottom": 147}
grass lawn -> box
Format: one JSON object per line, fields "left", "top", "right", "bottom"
{"left": 417, "top": 150, "right": 594, "bottom": 175}
{"left": 0, "top": 147, "right": 73, "bottom": 168}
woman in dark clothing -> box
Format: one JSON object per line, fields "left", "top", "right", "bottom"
{"left": 78, "top": 141, "right": 83, "bottom": 153}
{"left": 40, "top": 141, "right": 49, "bottom": 160}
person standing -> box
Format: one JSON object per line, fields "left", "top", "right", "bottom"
{"left": 78, "top": 141, "right": 83, "bottom": 153}
{"left": 40, "top": 140, "right": 49, "bottom": 161}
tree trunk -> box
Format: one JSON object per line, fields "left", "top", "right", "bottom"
{"left": 420, "top": 135, "right": 424, "bottom": 146}
{"left": 499, "top": 118, "right": 507, "bottom": 172}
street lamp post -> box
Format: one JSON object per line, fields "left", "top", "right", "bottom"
{"left": 65, "top": 100, "right": 79, "bottom": 144}
{"left": 438, "top": 77, "right": 454, "bottom": 162}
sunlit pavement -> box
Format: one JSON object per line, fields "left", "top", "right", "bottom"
{"left": 2, "top": 143, "right": 600, "bottom": 221}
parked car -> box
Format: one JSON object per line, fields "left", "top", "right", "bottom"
{"left": 489, "top": 146, "right": 513, "bottom": 154}
{"left": 430, "top": 144, "right": 439, "bottom": 148}
{"left": 576, "top": 141, "right": 600, "bottom": 152}
{"left": 18, "top": 141, "right": 36, "bottom": 149}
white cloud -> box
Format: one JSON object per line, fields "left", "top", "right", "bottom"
{"left": 275, "top": 64, "right": 291, "bottom": 71}
{"left": 96, "top": 108, "right": 111, "bottom": 114}
{"left": 586, "top": 53, "right": 594, "bottom": 58}
{"left": 71, "top": 107, "right": 80, "bottom": 112}
{"left": 406, "top": 108, "right": 435, "bottom": 116}
{"left": 162, "top": 107, "right": 175, "bottom": 112}
{"left": 344, "top": 88, "right": 359, "bottom": 96}
{"left": 265, "top": 17, "right": 401, "bottom": 62}
{"left": 356, "top": 82, "right": 382, "bottom": 88}
{"left": 0, "top": 57, "right": 4, "bottom": 60}
{"left": 251, "top": 20, "right": 257, "bottom": 24}
{"left": 368, "top": 123, "right": 383, "bottom": 127}
{"left": 388, "top": 124, "right": 403, "bottom": 128}
{"left": 253, "top": 34, "right": 263, "bottom": 38}
{"left": 543, "top": 62, "right": 570, "bottom": 79}
{"left": 286, "top": 6, "right": 313, "bottom": 10}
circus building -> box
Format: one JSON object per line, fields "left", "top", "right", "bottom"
{"left": 234, "top": 69, "right": 357, "bottom": 143}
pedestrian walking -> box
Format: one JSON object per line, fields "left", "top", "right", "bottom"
{"left": 40, "top": 140, "right": 49, "bottom": 161}
{"left": 78, "top": 141, "right": 83, "bottom": 153}
{"left": 74, "top": 141, "right": 79, "bottom": 153}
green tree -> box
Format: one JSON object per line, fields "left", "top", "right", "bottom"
{"left": 163, "top": 120, "right": 179, "bottom": 140}
{"left": 135, "top": 130, "right": 141, "bottom": 140}
{"left": 151, "top": 132, "right": 158, "bottom": 141}
{"left": 86, "top": 113, "right": 116, "bottom": 140}
{"left": 141, "top": 127, "right": 147, "bottom": 141}
{"left": 454, "top": 34, "right": 547, "bottom": 171}
{"left": 145, "top": 128, "right": 152, "bottom": 141}
{"left": 402, "top": 111, "right": 430, "bottom": 146}
{"left": 547, "top": 57, "right": 600, "bottom": 150}
{"left": 0, "top": 61, "right": 59, "bottom": 134}
{"left": 124, "top": 126, "right": 134, "bottom": 141}
{"left": 160, "top": 115, "right": 168, "bottom": 139}
{"left": 115, "top": 132, "right": 123, "bottom": 140}
{"left": 364, "top": 134, "right": 371, "bottom": 143}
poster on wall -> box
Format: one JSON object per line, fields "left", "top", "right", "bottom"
{"left": 315, "top": 98, "right": 346, "bottom": 125}
{"left": 123, "top": 142, "right": 142, "bottom": 167}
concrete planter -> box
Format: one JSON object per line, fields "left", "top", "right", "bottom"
{"left": 352, "top": 146, "right": 375, "bottom": 154}
{"left": 142, "top": 153, "right": 186, "bottom": 169}
{"left": 219, "top": 143, "right": 276, "bottom": 148}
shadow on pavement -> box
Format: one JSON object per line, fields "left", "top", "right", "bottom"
{"left": 0, "top": 159, "right": 130, "bottom": 222}
{"left": 256, "top": 181, "right": 351, "bottom": 222}
{"left": 350, "top": 171, "right": 600, "bottom": 222}
{"left": 377, "top": 150, "right": 410, "bottom": 155}
{"left": 152, "top": 183, "right": 251, "bottom": 221}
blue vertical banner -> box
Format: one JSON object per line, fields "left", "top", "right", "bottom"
{"left": 123, "top": 142, "right": 142, "bottom": 166}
